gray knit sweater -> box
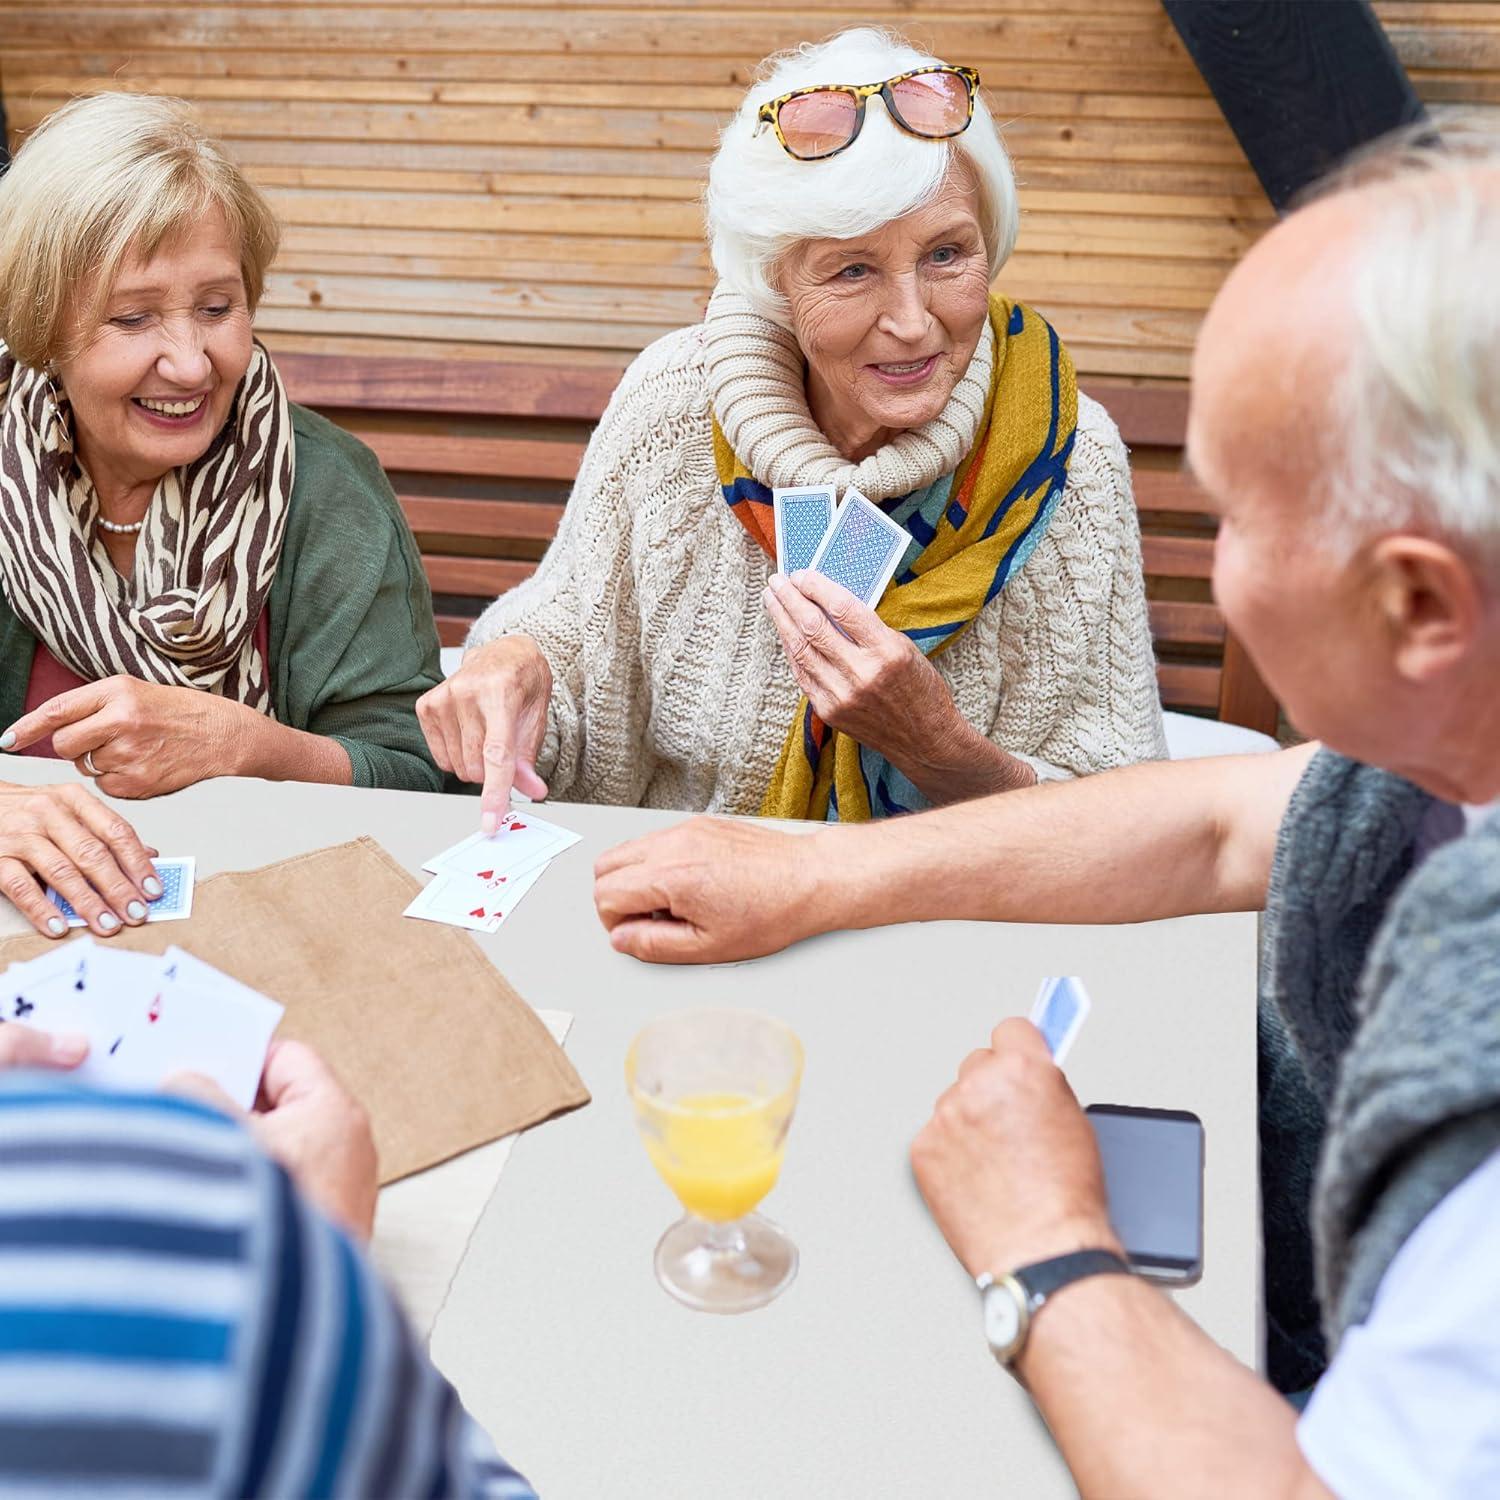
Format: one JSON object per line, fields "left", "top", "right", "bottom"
{"left": 1262, "top": 748, "right": 1500, "bottom": 1349}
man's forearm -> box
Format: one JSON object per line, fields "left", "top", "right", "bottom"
{"left": 1017, "top": 1275, "right": 1329, "bottom": 1499}
{"left": 804, "top": 747, "right": 1311, "bottom": 931}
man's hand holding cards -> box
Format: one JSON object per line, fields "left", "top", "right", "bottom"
{"left": 0, "top": 940, "right": 282, "bottom": 1107}
{"left": 405, "top": 808, "right": 581, "bottom": 932}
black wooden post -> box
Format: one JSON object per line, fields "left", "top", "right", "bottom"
{"left": 1162, "top": 0, "right": 1428, "bottom": 212}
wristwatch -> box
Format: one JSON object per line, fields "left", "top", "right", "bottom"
{"left": 977, "top": 1249, "right": 1133, "bottom": 1367}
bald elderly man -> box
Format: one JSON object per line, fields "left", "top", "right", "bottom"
{"left": 594, "top": 146, "right": 1500, "bottom": 1497}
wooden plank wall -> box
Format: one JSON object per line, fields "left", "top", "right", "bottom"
{"left": 3, "top": 2, "right": 1493, "bottom": 387}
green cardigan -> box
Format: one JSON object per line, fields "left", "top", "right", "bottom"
{"left": 0, "top": 403, "right": 444, "bottom": 793}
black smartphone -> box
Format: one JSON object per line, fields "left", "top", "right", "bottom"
{"left": 1085, "top": 1104, "right": 1204, "bottom": 1285}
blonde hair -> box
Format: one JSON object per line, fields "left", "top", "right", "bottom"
{"left": 706, "top": 27, "right": 1019, "bottom": 327}
{"left": 0, "top": 92, "right": 279, "bottom": 368}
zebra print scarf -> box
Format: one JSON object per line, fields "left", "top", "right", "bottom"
{"left": 0, "top": 340, "right": 293, "bottom": 713}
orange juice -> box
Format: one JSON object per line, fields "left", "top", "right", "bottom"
{"left": 643, "top": 1092, "right": 787, "bottom": 1221}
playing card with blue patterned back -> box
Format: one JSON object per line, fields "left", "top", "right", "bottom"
{"left": 773, "top": 485, "right": 836, "bottom": 575}
{"left": 808, "top": 487, "right": 911, "bottom": 607}
{"left": 47, "top": 856, "right": 196, "bottom": 927}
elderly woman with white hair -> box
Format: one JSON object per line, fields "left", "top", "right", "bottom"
{"left": 0, "top": 93, "right": 443, "bottom": 939}
{"left": 420, "top": 27, "right": 1166, "bottom": 827}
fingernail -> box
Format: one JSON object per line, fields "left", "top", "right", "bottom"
{"left": 0, "top": 730, "right": 14, "bottom": 750}
{"left": 768, "top": 572, "right": 787, "bottom": 592}
{"left": 46, "top": 916, "right": 66, "bottom": 937}
{"left": 51, "top": 1034, "right": 88, "bottom": 1065}
{"left": 481, "top": 811, "right": 499, "bottom": 836}
{"left": 97, "top": 912, "right": 119, "bottom": 932}
{"left": 126, "top": 901, "right": 147, "bottom": 921}
{"left": 143, "top": 877, "right": 163, "bottom": 899}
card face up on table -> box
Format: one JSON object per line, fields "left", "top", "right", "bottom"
{"left": 0, "top": 838, "right": 590, "bottom": 1182}
{"left": 406, "top": 809, "right": 582, "bottom": 933}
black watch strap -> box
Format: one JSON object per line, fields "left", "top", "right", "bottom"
{"left": 1013, "top": 1248, "right": 1132, "bottom": 1315}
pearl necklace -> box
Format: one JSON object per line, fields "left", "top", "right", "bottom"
{"left": 97, "top": 515, "right": 145, "bottom": 535}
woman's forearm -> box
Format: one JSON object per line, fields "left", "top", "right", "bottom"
{"left": 894, "top": 716, "right": 1036, "bottom": 804}
{"left": 236, "top": 716, "right": 353, "bottom": 785}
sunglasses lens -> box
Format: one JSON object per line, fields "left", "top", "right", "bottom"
{"left": 889, "top": 71, "right": 971, "bottom": 137}
{"left": 777, "top": 90, "right": 858, "bottom": 159}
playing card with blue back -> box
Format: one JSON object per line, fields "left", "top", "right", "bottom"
{"left": 807, "top": 487, "right": 910, "bottom": 607}
{"left": 1029, "top": 975, "right": 1092, "bottom": 1065}
{"left": 773, "top": 484, "right": 836, "bottom": 575}
{"left": 47, "top": 856, "right": 195, "bottom": 928}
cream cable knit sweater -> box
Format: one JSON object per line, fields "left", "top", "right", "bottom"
{"left": 468, "top": 293, "right": 1167, "bottom": 814}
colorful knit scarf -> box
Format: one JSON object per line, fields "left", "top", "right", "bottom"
{"left": 713, "top": 296, "right": 1077, "bottom": 822}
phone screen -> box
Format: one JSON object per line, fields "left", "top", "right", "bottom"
{"left": 1086, "top": 1105, "right": 1204, "bottom": 1282}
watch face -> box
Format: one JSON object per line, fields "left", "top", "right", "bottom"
{"left": 982, "top": 1283, "right": 1023, "bottom": 1354}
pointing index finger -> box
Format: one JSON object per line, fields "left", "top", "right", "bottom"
{"left": 2, "top": 682, "right": 111, "bottom": 753}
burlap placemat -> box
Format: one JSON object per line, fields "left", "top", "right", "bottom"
{"left": 0, "top": 836, "right": 590, "bottom": 1182}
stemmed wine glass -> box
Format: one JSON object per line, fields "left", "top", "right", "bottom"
{"left": 626, "top": 1008, "right": 804, "bottom": 1313}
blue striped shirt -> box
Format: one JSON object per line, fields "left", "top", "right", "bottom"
{"left": 0, "top": 1077, "right": 537, "bottom": 1498}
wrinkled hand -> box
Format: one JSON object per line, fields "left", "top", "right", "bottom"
{"left": 0, "top": 780, "right": 160, "bottom": 937}
{"left": 0, "top": 1021, "right": 89, "bottom": 1071}
{"left": 416, "top": 635, "right": 551, "bottom": 831}
{"left": 173, "top": 1040, "right": 378, "bottom": 1240}
{"left": 911, "top": 1019, "right": 1118, "bottom": 1279}
{"left": 594, "top": 816, "right": 826, "bottom": 964}
{"left": 4, "top": 676, "right": 256, "bottom": 799}
{"left": 763, "top": 571, "right": 962, "bottom": 762}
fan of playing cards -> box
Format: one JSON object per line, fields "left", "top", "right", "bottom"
{"left": 1, "top": 941, "right": 283, "bottom": 1108}
{"left": 773, "top": 483, "right": 912, "bottom": 605}
{"left": 405, "top": 808, "right": 582, "bottom": 932}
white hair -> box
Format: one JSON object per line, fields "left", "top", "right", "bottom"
{"left": 1332, "top": 135, "right": 1500, "bottom": 571}
{"left": 705, "top": 27, "right": 1019, "bottom": 327}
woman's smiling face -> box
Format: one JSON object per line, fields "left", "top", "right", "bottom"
{"left": 57, "top": 207, "right": 254, "bottom": 489}
{"left": 777, "top": 168, "right": 992, "bottom": 452}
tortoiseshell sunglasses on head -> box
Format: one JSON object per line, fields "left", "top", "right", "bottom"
{"left": 755, "top": 64, "right": 980, "bottom": 162}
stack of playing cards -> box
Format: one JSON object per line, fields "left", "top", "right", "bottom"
{"left": 773, "top": 483, "right": 912, "bottom": 607}
{"left": 47, "top": 855, "right": 196, "bottom": 927}
{"left": 405, "top": 809, "right": 582, "bottom": 933}
{"left": 1, "top": 941, "right": 283, "bottom": 1108}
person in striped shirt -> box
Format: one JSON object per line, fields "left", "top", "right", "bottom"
{"left": 0, "top": 1021, "right": 536, "bottom": 1498}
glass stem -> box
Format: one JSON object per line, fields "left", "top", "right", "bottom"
{"left": 702, "top": 1218, "right": 748, "bottom": 1256}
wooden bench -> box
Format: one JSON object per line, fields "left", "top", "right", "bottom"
{"left": 275, "top": 351, "right": 1279, "bottom": 737}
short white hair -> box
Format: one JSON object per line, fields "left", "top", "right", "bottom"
{"left": 1331, "top": 135, "right": 1500, "bottom": 571}
{"left": 706, "top": 27, "right": 1018, "bottom": 327}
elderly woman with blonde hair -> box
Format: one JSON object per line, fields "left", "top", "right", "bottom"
{"left": 0, "top": 93, "right": 442, "bottom": 939}
{"left": 420, "top": 27, "right": 1166, "bottom": 828}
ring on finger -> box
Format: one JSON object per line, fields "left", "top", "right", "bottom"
{"left": 81, "top": 750, "right": 101, "bottom": 778}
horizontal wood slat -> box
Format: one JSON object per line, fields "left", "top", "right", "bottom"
{"left": 1141, "top": 535, "right": 1215, "bottom": 580}
{"left": 361, "top": 432, "right": 588, "bottom": 483}
{"left": 424, "top": 556, "right": 538, "bottom": 597}
{"left": 400, "top": 495, "right": 567, "bottom": 543}
{"left": 1155, "top": 663, "right": 1221, "bottom": 712}
{"left": 1148, "top": 600, "right": 1225, "bottom": 648}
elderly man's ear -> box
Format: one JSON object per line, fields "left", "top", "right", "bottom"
{"left": 1367, "top": 534, "right": 1488, "bottom": 682}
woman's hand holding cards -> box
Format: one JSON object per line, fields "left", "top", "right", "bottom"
{"left": 0, "top": 780, "right": 160, "bottom": 938}
{"left": 417, "top": 634, "right": 552, "bottom": 832}
{"left": 763, "top": 571, "right": 1037, "bottom": 803}
{"left": 764, "top": 569, "right": 958, "bottom": 753}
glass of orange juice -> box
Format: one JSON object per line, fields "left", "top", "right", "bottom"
{"left": 626, "top": 1008, "right": 804, "bottom": 1313}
